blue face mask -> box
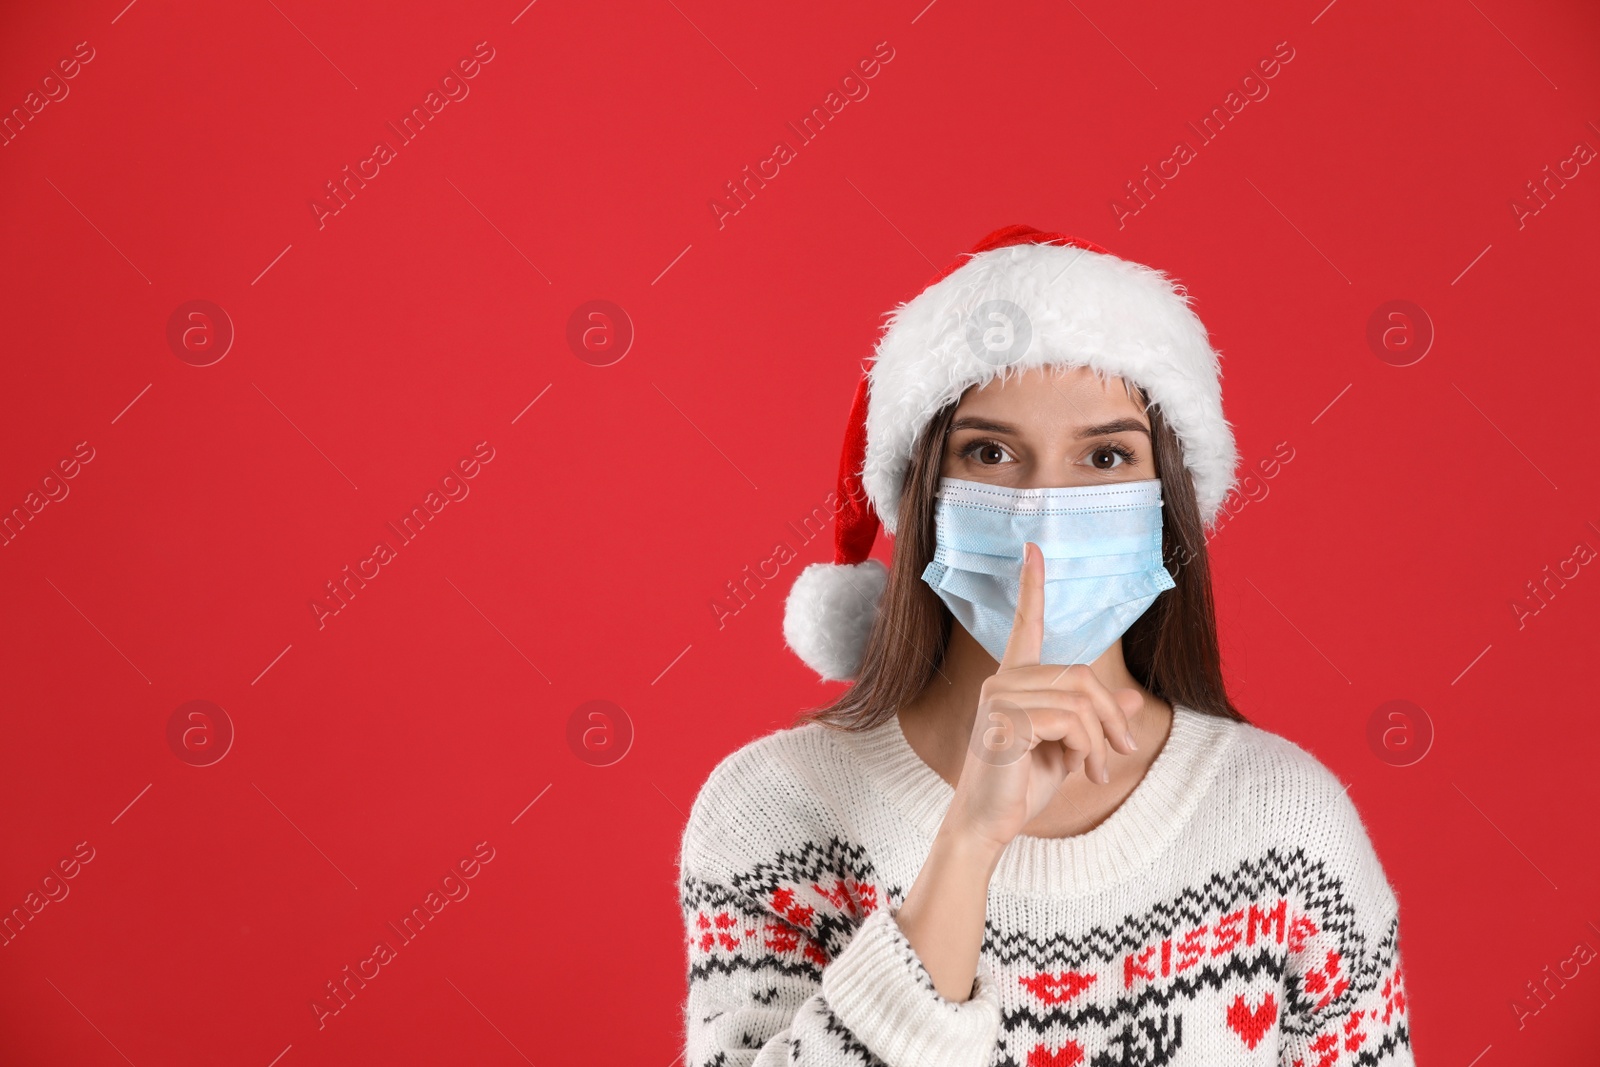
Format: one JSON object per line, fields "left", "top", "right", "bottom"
{"left": 920, "top": 476, "right": 1175, "bottom": 666}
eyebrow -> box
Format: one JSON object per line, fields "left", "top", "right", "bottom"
{"left": 949, "top": 415, "right": 1150, "bottom": 438}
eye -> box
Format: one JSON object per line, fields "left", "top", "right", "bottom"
{"left": 956, "top": 437, "right": 1014, "bottom": 466}
{"left": 1086, "top": 442, "right": 1138, "bottom": 471}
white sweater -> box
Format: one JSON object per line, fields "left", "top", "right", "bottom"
{"left": 676, "top": 705, "right": 1414, "bottom": 1067}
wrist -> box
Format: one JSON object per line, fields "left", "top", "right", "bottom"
{"left": 935, "top": 815, "right": 1009, "bottom": 874}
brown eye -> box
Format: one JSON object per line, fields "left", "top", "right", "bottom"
{"left": 1088, "top": 444, "right": 1135, "bottom": 470}
{"left": 956, "top": 438, "right": 1014, "bottom": 466}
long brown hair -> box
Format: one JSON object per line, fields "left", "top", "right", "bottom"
{"left": 794, "top": 382, "right": 1246, "bottom": 731}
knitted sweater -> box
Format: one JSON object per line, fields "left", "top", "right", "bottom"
{"left": 676, "top": 705, "right": 1414, "bottom": 1067}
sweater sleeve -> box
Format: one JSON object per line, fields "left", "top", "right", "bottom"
{"left": 677, "top": 738, "right": 1001, "bottom": 1067}
{"left": 680, "top": 873, "right": 1001, "bottom": 1067}
{"left": 1278, "top": 782, "right": 1415, "bottom": 1067}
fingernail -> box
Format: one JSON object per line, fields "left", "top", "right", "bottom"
{"left": 1100, "top": 767, "right": 1110, "bottom": 784}
{"left": 1125, "top": 730, "right": 1137, "bottom": 751}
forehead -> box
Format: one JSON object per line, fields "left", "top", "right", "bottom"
{"left": 952, "top": 364, "right": 1146, "bottom": 423}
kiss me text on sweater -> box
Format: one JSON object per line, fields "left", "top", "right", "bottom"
{"left": 1120, "top": 897, "right": 1317, "bottom": 990}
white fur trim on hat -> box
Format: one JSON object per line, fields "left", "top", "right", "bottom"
{"left": 781, "top": 558, "right": 889, "bottom": 683}
{"left": 862, "top": 242, "right": 1239, "bottom": 534}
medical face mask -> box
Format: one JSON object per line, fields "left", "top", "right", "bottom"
{"left": 920, "top": 477, "right": 1175, "bottom": 666}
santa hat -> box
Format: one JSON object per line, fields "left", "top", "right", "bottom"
{"left": 781, "top": 224, "right": 1240, "bottom": 683}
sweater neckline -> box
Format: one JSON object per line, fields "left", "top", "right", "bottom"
{"left": 840, "top": 703, "right": 1238, "bottom": 896}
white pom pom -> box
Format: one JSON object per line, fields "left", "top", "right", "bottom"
{"left": 782, "top": 559, "right": 889, "bottom": 682}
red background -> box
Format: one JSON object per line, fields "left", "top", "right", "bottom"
{"left": 2, "top": 0, "right": 1598, "bottom": 1063}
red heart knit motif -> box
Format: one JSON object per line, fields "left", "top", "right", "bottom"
{"left": 1226, "top": 991, "right": 1278, "bottom": 1050}
{"left": 1026, "top": 1040, "right": 1085, "bottom": 1067}
{"left": 1019, "top": 971, "right": 1097, "bottom": 1004}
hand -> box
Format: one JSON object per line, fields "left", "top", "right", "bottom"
{"left": 944, "top": 541, "right": 1145, "bottom": 853}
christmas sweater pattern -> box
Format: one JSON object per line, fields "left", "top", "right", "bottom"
{"left": 677, "top": 706, "right": 1415, "bottom": 1067}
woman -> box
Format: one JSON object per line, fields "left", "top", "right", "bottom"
{"left": 677, "top": 226, "right": 1413, "bottom": 1066}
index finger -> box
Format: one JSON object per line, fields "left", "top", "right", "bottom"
{"left": 998, "top": 541, "right": 1044, "bottom": 671}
